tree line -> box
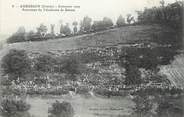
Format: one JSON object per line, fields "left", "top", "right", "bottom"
{"left": 6, "top": 0, "right": 183, "bottom": 44}
{"left": 7, "top": 14, "right": 134, "bottom": 43}
{"left": 136, "top": 0, "right": 183, "bottom": 30}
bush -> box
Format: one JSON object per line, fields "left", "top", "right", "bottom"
{"left": 1, "top": 49, "right": 31, "bottom": 81}
{"left": 132, "top": 95, "right": 153, "bottom": 116}
{"left": 0, "top": 99, "right": 31, "bottom": 117}
{"left": 91, "top": 17, "right": 113, "bottom": 31}
{"left": 48, "top": 101, "right": 74, "bottom": 117}
{"left": 157, "top": 97, "right": 184, "bottom": 117}
{"left": 116, "top": 15, "right": 126, "bottom": 27}
{"left": 0, "top": 77, "right": 12, "bottom": 86}
{"left": 93, "top": 88, "right": 112, "bottom": 97}
{"left": 61, "top": 56, "right": 80, "bottom": 75}
{"left": 76, "top": 86, "right": 90, "bottom": 94}
{"left": 94, "top": 88, "right": 128, "bottom": 97}
{"left": 26, "top": 88, "right": 69, "bottom": 96}
{"left": 34, "top": 54, "right": 56, "bottom": 72}
{"left": 7, "top": 27, "right": 26, "bottom": 43}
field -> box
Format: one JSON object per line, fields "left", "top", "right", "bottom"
{"left": 27, "top": 95, "right": 134, "bottom": 117}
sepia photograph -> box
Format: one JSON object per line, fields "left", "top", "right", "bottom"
{"left": 0, "top": 0, "right": 184, "bottom": 117}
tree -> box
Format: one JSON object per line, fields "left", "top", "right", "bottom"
{"left": 91, "top": 21, "right": 105, "bottom": 31}
{"left": 136, "top": 11, "right": 144, "bottom": 23}
{"left": 1, "top": 49, "right": 31, "bottom": 81}
{"left": 160, "top": 0, "right": 165, "bottom": 7}
{"left": 63, "top": 23, "right": 71, "bottom": 36}
{"left": 124, "top": 65, "right": 142, "bottom": 85}
{"left": 50, "top": 24, "right": 55, "bottom": 34}
{"left": 60, "top": 23, "right": 65, "bottom": 35}
{"left": 72, "top": 21, "right": 78, "bottom": 34}
{"left": 36, "top": 23, "right": 48, "bottom": 37}
{"left": 34, "top": 54, "right": 55, "bottom": 72}
{"left": 27, "top": 30, "right": 34, "bottom": 37}
{"left": 0, "top": 99, "right": 31, "bottom": 117}
{"left": 26, "top": 30, "right": 36, "bottom": 41}
{"left": 102, "top": 17, "right": 113, "bottom": 27}
{"left": 133, "top": 95, "right": 153, "bottom": 117}
{"left": 7, "top": 27, "right": 26, "bottom": 43}
{"left": 156, "top": 97, "right": 183, "bottom": 117}
{"left": 79, "top": 21, "right": 83, "bottom": 33}
{"left": 17, "top": 27, "right": 26, "bottom": 34}
{"left": 136, "top": 1, "right": 184, "bottom": 29}
{"left": 91, "top": 17, "right": 113, "bottom": 31}
{"left": 116, "top": 15, "right": 126, "bottom": 27}
{"left": 127, "top": 14, "right": 135, "bottom": 24}
{"left": 80, "top": 16, "right": 92, "bottom": 32}
{"left": 48, "top": 101, "right": 74, "bottom": 117}
{"left": 120, "top": 48, "right": 143, "bottom": 86}
{"left": 61, "top": 56, "right": 80, "bottom": 75}
{"left": 61, "top": 55, "right": 86, "bottom": 81}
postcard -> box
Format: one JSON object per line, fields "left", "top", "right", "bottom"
{"left": 0, "top": 0, "right": 183, "bottom": 117}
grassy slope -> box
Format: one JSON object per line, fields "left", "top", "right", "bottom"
{"left": 0, "top": 24, "right": 162, "bottom": 54}
{"left": 0, "top": 24, "right": 183, "bottom": 88}
{"left": 0, "top": 24, "right": 163, "bottom": 78}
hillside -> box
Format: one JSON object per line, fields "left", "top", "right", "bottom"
{"left": 1, "top": 25, "right": 164, "bottom": 54}
{"left": 0, "top": 24, "right": 183, "bottom": 89}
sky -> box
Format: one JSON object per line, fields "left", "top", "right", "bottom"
{"left": 0, "top": 0, "right": 176, "bottom": 35}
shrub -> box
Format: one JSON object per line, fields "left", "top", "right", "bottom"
{"left": 157, "top": 97, "right": 184, "bottom": 117}
{"left": 94, "top": 88, "right": 111, "bottom": 97}
{"left": 116, "top": 15, "right": 126, "bottom": 27}
{"left": 1, "top": 49, "right": 31, "bottom": 81}
{"left": 34, "top": 54, "right": 56, "bottom": 72}
{"left": 26, "top": 88, "right": 69, "bottom": 96}
{"left": 7, "top": 27, "right": 26, "bottom": 43}
{"left": 76, "top": 86, "right": 90, "bottom": 94}
{"left": 0, "top": 99, "right": 31, "bottom": 117}
{"left": 48, "top": 101, "right": 74, "bottom": 117}
{"left": 0, "top": 77, "right": 12, "bottom": 86}
{"left": 132, "top": 95, "right": 153, "bottom": 116}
